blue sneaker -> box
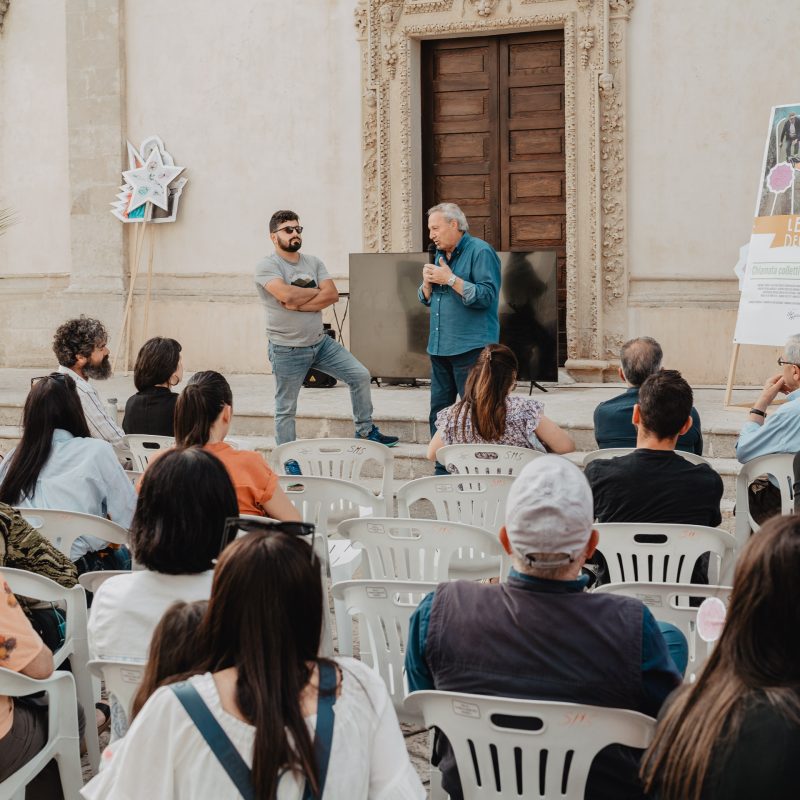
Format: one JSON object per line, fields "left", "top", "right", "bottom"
{"left": 357, "top": 425, "right": 399, "bottom": 447}
{"left": 283, "top": 459, "right": 302, "bottom": 475}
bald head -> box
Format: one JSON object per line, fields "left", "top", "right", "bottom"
{"left": 620, "top": 337, "right": 663, "bottom": 387}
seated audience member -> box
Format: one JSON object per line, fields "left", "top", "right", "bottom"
{"left": 0, "top": 373, "right": 135, "bottom": 571}
{"left": 405, "top": 456, "right": 684, "bottom": 800}
{"left": 594, "top": 337, "right": 703, "bottom": 454}
{"left": 82, "top": 524, "right": 425, "bottom": 799}
{"left": 130, "top": 600, "right": 208, "bottom": 720}
{"left": 0, "top": 572, "right": 84, "bottom": 800}
{"left": 122, "top": 337, "right": 184, "bottom": 437}
{"left": 172, "top": 370, "right": 300, "bottom": 519}
{"left": 585, "top": 370, "right": 722, "bottom": 528}
{"left": 89, "top": 447, "right": 237, "bottom": 738}
{"left": 0, "top": 503, "right": 77, "bottom": 588}
{"left": 735, "top": 334, "right": 800, "bottom": 521}
{"left": 52, "top": 316, "right": 131, "bottom": 464}
{"left": 641, "top": 514, "right": 800, "bottom": 800}
{"left": 428, "top": 343, "right": 574, "bottom": 467}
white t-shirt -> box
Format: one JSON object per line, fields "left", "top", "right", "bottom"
{"left": 81, "top": 659, "right": 425, "bottom": 800}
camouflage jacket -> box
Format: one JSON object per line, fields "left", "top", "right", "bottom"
{"left": 0, "top": 503, "right": 78, "bottom": 587}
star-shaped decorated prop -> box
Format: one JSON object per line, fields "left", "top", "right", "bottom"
{"left": 111, "top": 137, "right": 187, "bottom": 223}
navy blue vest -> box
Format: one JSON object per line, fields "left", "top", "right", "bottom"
{"left": 426, "top": 576, "right": 646, "bottom": 800}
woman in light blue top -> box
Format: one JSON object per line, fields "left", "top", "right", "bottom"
{"left": 0, "top": 372, "right": 136, "bottom": 568}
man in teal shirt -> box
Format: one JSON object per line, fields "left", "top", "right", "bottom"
{"left": 418, "top": 203, "right": 501, "bottom": 473}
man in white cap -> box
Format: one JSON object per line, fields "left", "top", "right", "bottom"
{"left": 405, "top": 455, "right": 684, "bottom": 800}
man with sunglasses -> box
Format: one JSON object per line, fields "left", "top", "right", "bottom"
{"left": 736, "top": 334, "right": 800, "bottom": 520}
{"left": 255, "top": 211, "right": 398, "bottom": 463}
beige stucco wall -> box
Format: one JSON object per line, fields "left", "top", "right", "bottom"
{"left": 0, "top": 0, "right": 72, "bottom": 276}
{"left": 626, "top": 0, "right": 795, "bottom": 383}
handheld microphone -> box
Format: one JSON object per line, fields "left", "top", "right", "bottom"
{"left": 427, "top": 243, "right": 437, "bottom": 265}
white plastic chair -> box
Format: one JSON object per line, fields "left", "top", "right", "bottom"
{"left": 332, "top": 580, "right": 436, "bottom": 723}
{"left": 279, "top": 476, "right": 386, "bottom": 656}
{"left": 437, "top": 444, "right": 543, "bottom": 476}
{"left": 1, "top": 567, "right": 100, "bottom": 773}
{"left": 583, "top": 448, "right": 711, "bottom": 467}
{"left": 594, "top": 523, "right": 736, "bottom": 586}
{"left": 338, "top": 517, "right": 507, "bottom": 582}
{"left": 20, "top": 508, "right": 130, "bottom": 559}
{"left": 123, "top": 434, "right": 175, "bottom": 471}
{"left": 396, "top": 475, "right": 515, "bottom": 534}
{"left": 272, "top": 438, "right": 394, "bottom": 503}
{"left": 595, "top": 582, "right": 733, "bottom": 683}
{"left": 0, "top": 669, "right": 83, "bottom": 799}
{"left": 404, "top": 690, "right": 655, "bottom": 800}
{"left": 78, "top": 570, "right": 129, "bottom": 596}
{"left": 88, "top": 659, "right": 146, "bottom": 727}
{"left": 734, "top": 452, "right": 795, "bottom": 550}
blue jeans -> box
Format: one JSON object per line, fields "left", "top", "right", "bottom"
{"left": 430, "top": 347, "right": 484, "bottom": 474}
{"left": 268, "top": 335, "right": 373, "bottom": 445}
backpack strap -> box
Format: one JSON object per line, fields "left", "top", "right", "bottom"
{"left": 301, "top": 660, "right": 338, "bottom": 800}
{"left": 172, "top": 681, "right": 255, "bottom": 800}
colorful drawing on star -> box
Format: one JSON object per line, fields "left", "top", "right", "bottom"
{"left": 111, "top": 136, "right": 187, "bottom": 224}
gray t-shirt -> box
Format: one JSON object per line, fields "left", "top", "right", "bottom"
{"left": 254, "top": 252, "right": 331, "bottom": 346}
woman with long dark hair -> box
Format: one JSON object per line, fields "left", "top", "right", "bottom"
{"left": 641, "top": 514, "right": 800, "bottom": 799}
{"left": 0, "top": 373, "right": 135, "bottom": 567}
{"left": 122, "top": 337, "right": 184, "bottom": 436}
{"left": 171, "top": 370, "right": 299, "bottom": 520}
{"left": 427, "top": 343, "right": 574, "bottom": 462}
{"left": 83, "top": 528, "right": 425, "bottom": 799}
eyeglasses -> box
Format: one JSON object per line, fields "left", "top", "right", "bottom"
{"left": 30, "top": 373, "right": 69, "bottom": 388}
{"left": 222, "top": 516, "right": 317, "bottom": 561}
{"left": 777, "top": 358, "right": 800, "bottom": 368}
{"left": 275, "top": 226, "right": 303, "bottom": 235}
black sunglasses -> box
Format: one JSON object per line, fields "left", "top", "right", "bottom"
{"left": 276, "top": 225, "right": 303, "bottom": 235}
{"left": 30, "top": 373, "right": 70, "bottom": 388}
{"left": 222, "top": 517, "right": 317, "bottom": 561}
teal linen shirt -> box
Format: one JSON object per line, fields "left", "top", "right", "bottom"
{"left": 417, "top": 232, "right": 501, "bottom": 356}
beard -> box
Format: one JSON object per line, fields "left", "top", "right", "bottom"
{"left": 284, "top": 238, "right": 302, "bottom": 253}
{"left": 84, "top": 355, "right": 112, "bottom": 380}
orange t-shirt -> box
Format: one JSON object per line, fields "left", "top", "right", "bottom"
{"left": 203, "top": 442, "right": 278, "bottom": 516}
{"left": 0, "top": 577, "right": 46, "bottom": 737}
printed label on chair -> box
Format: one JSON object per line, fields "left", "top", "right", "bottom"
{"left": 121, "top": 667, "right": 145, "bottom": 683}
{"left": 366, "top": 587, "right": 388, "bottom": 599}
{"left": 452, "top": 700, "right": 481, "bottom": 719}
{"left": 635, "top": 594, "right": 664, "bottom": 607}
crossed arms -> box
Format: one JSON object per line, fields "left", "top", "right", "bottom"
{"left": 264, "top": 278, "right": 339, "bottom": 312}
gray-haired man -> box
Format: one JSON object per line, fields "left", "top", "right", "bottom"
{"left": 418, "top": 203, "right": 501, "bottom": 473}
{"left": 593, "top": 336, "right": 703, "bottom": 454}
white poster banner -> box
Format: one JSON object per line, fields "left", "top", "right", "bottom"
{"left": 734, "top": 103, "right": 800, "bottom": 346}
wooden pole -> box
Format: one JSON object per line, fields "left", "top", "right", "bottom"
{"left": 112, "top": 204, "right": 151, "bottom": 374}
{"left": 724, "top": 342, "right": 740, "bottom": 408}
{"left": 142, "top": 223, "right": 156, "bottom": 344}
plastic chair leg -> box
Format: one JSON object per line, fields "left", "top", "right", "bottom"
{"left": 73, "top": 664, "right": 100, "bottom": 772}
{"left": 55, "top": 741, "right": 85, "bottom": 797}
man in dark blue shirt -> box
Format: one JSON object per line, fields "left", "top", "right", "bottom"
{"left": 594, "top": 336, "right": 703, "bottom": 454}
{"left": 418, "top": 203, "right": 501, "bottom": 473}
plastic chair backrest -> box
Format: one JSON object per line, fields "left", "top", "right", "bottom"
{"left": 438, "top": 444, "right": 543, "bottom": 476}
{"left": 272, "top": 438, "right": 394, "bottom": 501}
{"left": 595, "top": 582, "right": 733, "bottom": 683}
{"left": 734, "top": 452, "right": 795, "bottom": 550}
{"left": 78, "top": 569, "right": 129, "bottom": 596}
{"left": 396, "top": 475, "right": 515, "bottom": 533}
{"left": 123, "top": 434, "right": 175, "bottom": 471}
{"left": 338, "top": 517, "right": 506, "bottom": 582}
{"left": 404, "top": 690, "right": 655, "bottom": 800}
{"left": 0, "top": 669, "right": 83, "bottom": 798}
{"left": 594, "top": 523, "right": 735, "bottom": 586}
{"left": 331, "top": 580, "right": 436, "bottom": 723}
{"left": 20, "top": 508, "right": 130, "bottom": 558}
{"left": 1, "top": 567, "right": 101, "bottom": 772}
{"left": 88, "top": 659, "right": 146, "bottom": 724}
{"left": 582, "top": 448, "right": 711, "bottom": 467}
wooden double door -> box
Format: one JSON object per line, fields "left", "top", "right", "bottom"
{"left": 421, "top": 30, "right": 567, "bottom": 361}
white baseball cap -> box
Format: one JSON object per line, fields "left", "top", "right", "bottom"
{"left": 504, "top": 455, "right": 594, "bottom": 568}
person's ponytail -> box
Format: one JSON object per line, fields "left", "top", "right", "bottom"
{"left": 174, "top": 371, "right": 233, "bottom": 447}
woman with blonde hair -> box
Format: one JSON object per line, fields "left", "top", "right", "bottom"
{"left": 427, "top": 343, "right": 574, "bottom": 463}
{"left": 641, "top": 513, "right": 800, "bottom": 799}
